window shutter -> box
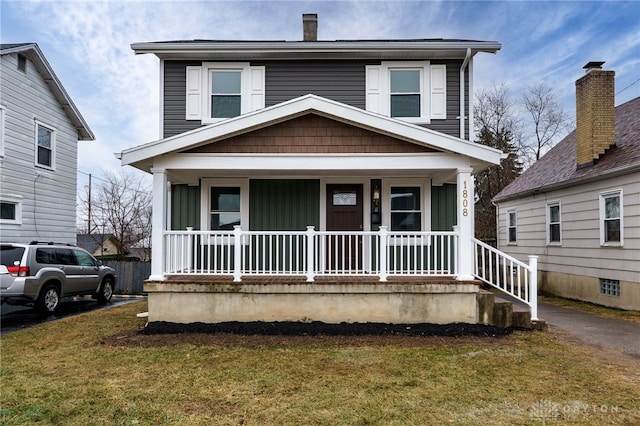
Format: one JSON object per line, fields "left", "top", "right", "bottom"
{"left": 366, "top": 65, "right": 382, "bottom": 114}
{"left": 249, "top": 66, "right": 265, "bottom": 112}
{"left": 185, "top": 66, "right": 202, "bottom": 120}
{"left": 430, "top": 64, "right": 446, "bottom": 119}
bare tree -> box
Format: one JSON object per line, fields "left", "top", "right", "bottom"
{"left": 79, "top": 170, "right": 152, "bottom": 259}
{"left": 473, "top": 83, "right": 523, "bottom": 243}
{"left": 521, "top": 83, "right": 572, "bottom": 162}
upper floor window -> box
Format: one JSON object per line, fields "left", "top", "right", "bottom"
{"left": 507, "top": 209, "right": 517, "bottom": 244}
{"left": 35, "top": 121, "right": 55, "bottom": 169}
{"left": 185, "top": 62, "right": 265, "bottom": 123}
{"left": 600, "top": 190, "right": 623, "bottom": 246}
{"left": 17, "top": 54, "right": 27, "bottom": 73}
{"left": 547, "top": 202, "right": 561, "bottom": 244}
{"left": 366, "top": 62, "right": 446, "bottom": 123}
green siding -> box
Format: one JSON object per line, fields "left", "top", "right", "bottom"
{"left": 250, "top": 179, "right": 320, "bottom": 231}
{"left": 171, "top": 184, "right": 201, "bottom": 230}
{"left": 431, "top": 183, "right": 457, "bottom": 231}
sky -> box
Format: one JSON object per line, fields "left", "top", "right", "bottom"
{"left": 2, "top": 0, "right": 639, "bottom": 193}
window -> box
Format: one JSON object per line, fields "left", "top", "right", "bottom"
{"left": 365, "top": 62, "right": 446, "bottom": 122}
{"left": 600, "top": 278, "right": 620, "bottom": 297}
{"left": 0, "top": 105, "right": 5, "bottom": 156}
{"left": 507, "top": 210, "right": 517, "bottom": 244}
{"left": 0, "top": 196, "right": 22, "bottom": 224}
{"left": 390, "top": 186, "right": 421, "bottom": 231}
{"left": 333, "top": 191, "right": 357, "bottom": 206}
{"left": 600, "top": 190, "right": 623, "bottom": 246}
{"left": 35, "top": 122, "right": 55, "bottom": 168}
{"left": 17, "top": 54, "right": 27, "bottom": 73}
{"left": 547, "top": 202, "right": 561, "bottom": 244}
{"left": 74, "top": 249, "right": 97, "bottom": 267}
{"left": 185, "top": 63, "right": 265, "bottom": 122}
{"left": 390, "top": 70, "right": 421, "bottom": 118}
{"left": 210, "top": 71, "right": 241, "bottom": 118}
{"left": 210, "top": 187, "right": 241, "bottom": 230}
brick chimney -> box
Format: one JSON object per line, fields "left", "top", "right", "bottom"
{"left": 303, "top": 14, "right": 318, "bottom": 41}
{"left": 575, "top": 61, "right": 615, "bottom": 167}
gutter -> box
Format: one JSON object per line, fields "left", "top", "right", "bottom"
{"left": 459, "top": 48, "right": 471, "bottom": 139}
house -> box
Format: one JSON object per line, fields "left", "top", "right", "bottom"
{"left": 494, "top": 62, "right": 639, "bottom": 311}
{"left": 76, "top": 233, "right": 132, "bottom": 259}
{"left": 119, "top": 15, "right": 538, "bottom": 326}
{"left": 0, "top": 43, "right": 94, "bottom": 244}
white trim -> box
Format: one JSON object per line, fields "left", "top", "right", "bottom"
{"left": 120, "top": 94, "right": 505, "bottom": 170}
{"left": 546, "top": 201, "right": 562, "bottom": 245}
{"left": 0, "top": 194, "right": 23, "bottom": 225}
{"left": 159, "top": 59, "right": 165, "bottom": 134}
{"left": 200, "top": 178, "right": 249, "bottom": 231}
{"left": 34, "top": 120, "right": 55, "bottom": 170}
{"left": 599, "top": 189, "right": 623, "bottom": 247}
{"left": 0, "top": 105, "right": 5, "bottom": 157}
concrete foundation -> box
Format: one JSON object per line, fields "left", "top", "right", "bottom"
{"left": 144, "top": 277, "right": 482, "bottom": 324}
{"left": 539, "top": 270, "right": 639, "bottom": 311}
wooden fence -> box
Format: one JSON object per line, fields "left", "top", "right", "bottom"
{"left": 102, "top": 260, "right": 150, "bottom": 295}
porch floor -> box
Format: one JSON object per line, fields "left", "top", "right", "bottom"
{"left": 155, "top": 275, "right": 481, "bottom": 286}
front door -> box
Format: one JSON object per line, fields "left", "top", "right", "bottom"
{"left": 326, "top": 184, "right": 363, "bottom": 271}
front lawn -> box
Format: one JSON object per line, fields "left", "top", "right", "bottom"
{"left": 1, "top": 301, "right": 638, "bottom": 425}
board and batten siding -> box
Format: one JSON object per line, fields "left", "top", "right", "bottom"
{"left": 431, "top": 183, "right": 457, "bottom": 231}
{"left": 250, "top": 179, "right": 320, "bottom": 231}
{"left": 496, "top": 172, "right": 640, "bottom": 284}
{"left": 162, "top": 59, "right": 468, "bottom": 140}
{"left": 170, "top": 184, "right": 200, "bottom": 230}
{"left": 0, "top": 52, "right": 80, "bottom": 244}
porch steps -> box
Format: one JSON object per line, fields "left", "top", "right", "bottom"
{"left": 478, "top": 289, "right": 547, "bottom": 330}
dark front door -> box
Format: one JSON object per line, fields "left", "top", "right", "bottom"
{"left": 326, "top": 184, "right": 363, "bottom": 271}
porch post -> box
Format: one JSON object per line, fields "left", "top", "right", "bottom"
{"left": 378, "top": 226, "right": 388, "bottom": 282}
{"left": 306, "top": 226, "right": 315, "bottom": 282}
{"left": 528, "top": 255, "right": 539, "bottom": 321}
{"left": 456, "top": 168, "right": 475, "bottom": 281}
{"left": 149, "top": 168, "right": 168, "bottom": 280}
{"left": 233, "top": 226, "right": 242, "bottom": 282}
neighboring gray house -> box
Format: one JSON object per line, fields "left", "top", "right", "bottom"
{"left": 494, "top": 63, "right": 639, "bottom": 311}
{"left": 0, "top": 43, "right": 94, "bottom": 244}
{"left": 118, "top": 15, "right": 542, "bottom": 326}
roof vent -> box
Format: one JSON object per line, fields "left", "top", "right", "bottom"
{"left": 303, "top": 14, "right": 318, "bottom": 41}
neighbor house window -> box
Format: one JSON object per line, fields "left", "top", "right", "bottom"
{"left": 210, "top": 70, "right": 241, "bottom": 118}
{"left": 600, "top": 190, "right": 623, "bottom": 245}
{"left": 0, "top": 196, "right": 22, "bottom": 224}
{"left": 17, "top": 54, "right": 27, "bottom": 73}
{"left": 210, "top": 187, "right": 241, "bottom": 230}
{"left": 35, "top": 122, "right": 55, "bottom": 168}
{"left": 547, "top": 202, "right": 561, "bottom": 244}
{"left": 507, "top": 210, "right": 517, "bottom": 244}
{"left": 390, "top": 186, "right": 422, "bottom": 231}
{"left": 599, "top": 278, "right": 620, "bottom": 297}
{"left": 0, "top": 105, "right": 5, "bottom": 156}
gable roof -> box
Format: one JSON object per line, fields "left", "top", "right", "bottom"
{"left": 131, "top": 39, "right": 501, "bottom": 60}
{"left": 494, "top": 96, "right": 640, "bottom": 202}
{"left": 118, "top": 94, "right": 506, "bottom": 172}
{"left": 0, "top": 43, "right": 95, "bottom": 141}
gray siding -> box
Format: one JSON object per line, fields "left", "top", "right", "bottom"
{"left": 162, "top": 60, "right": 468, "bottom": 140}
{"left": 0, "top": 52, "right": 80, "bottom": 244}
{"left": 250, "top": 179, "right": 320, "bottom": 231}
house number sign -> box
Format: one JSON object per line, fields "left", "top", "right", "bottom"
{"left": 462, "top": 181, "right": 469, "bottom": 217}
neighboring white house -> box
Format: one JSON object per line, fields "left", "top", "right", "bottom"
{"left": 494, "top": 62, "right": 639, "bottom": 311}
{"left": 0, "top": 43, "right": 94, "bottom": 244}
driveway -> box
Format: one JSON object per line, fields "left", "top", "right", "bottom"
{"left": 538, "top": 301, "right": 640, "bottom": 359}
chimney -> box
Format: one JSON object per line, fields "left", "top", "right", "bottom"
{"left": 303, "top": 13, "right": 318, "bottom": 41}
{"left": 575, "top": 61, "right": 615, "bottom": 167}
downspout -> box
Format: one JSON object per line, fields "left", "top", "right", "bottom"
{"left": 459, "top": 48, "right": 471, "bottom": 140}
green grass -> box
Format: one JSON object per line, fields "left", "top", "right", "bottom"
{"left": 1, "top": 301, "right": 639, "bottom": 425}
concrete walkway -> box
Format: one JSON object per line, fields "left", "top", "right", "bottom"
{"left": 537, "top": 301, "right": 640, "bottom": 359}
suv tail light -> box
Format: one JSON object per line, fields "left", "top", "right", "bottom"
{"left": 7, "top": 265, "right": 29, "bottom": 277}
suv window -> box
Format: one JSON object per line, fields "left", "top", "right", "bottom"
{"left": 0, "top": 246, "right": 25, "bottom": 266}
{"left": 36, "top": 248, "right": 56, "bottom": 264}
{"left": 74, "top": 249, "right": 97, "bottom": 267}
{"left": 55, "top": 248, "right": 76, "bottom": 266}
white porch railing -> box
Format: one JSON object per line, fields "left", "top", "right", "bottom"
{"left": 164, "top": 226, "right": 458, "bottom": 282}
{"left": 472, "top": 238, "right": 538, "bottom": 321}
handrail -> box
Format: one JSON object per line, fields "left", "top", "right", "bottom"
{"left": 472, "top": 237, "right": 538, "bottom": 321}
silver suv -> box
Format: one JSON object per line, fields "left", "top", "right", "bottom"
{"left": 0, "top": 242, "right": 117, "bottom": 314}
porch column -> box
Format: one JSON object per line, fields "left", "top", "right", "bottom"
{"left": 149, "top": 167, "right": 168, "bottom": 280}
{"left": 456, "top": 168, "right": 474, "bottom": 281}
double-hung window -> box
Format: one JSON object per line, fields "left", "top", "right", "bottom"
{"left": 210, "top": 187, "right": 241, "bottom": 230}
{"left": 0, "top": 105, "right": 5, "bottom": 156}
{"left": 547, "top": 202, "right": 561, "bottom": 244}
{"left": 390, "top": 70, "right": 421, "bottom": 118}
{"left": 507, "top": 210, "right": 517, "bottom": 244}
{"left": 210, "top": 70, "right": 242, "bottom": 119}
{"left": 600, "top": 190, "right": 623, "bottom": 246}
{"left": 35, "top": 121, "right": 55, "bottom": 169}
{"left": 390, "top": 186, "right": 422, "bottom": 231}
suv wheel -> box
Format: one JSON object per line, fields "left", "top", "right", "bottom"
{"left": 36, "top": 284, "right": 60, "bottom": 314}
{"left": 97, "top": 278, "right": 114, "bottom": 304}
